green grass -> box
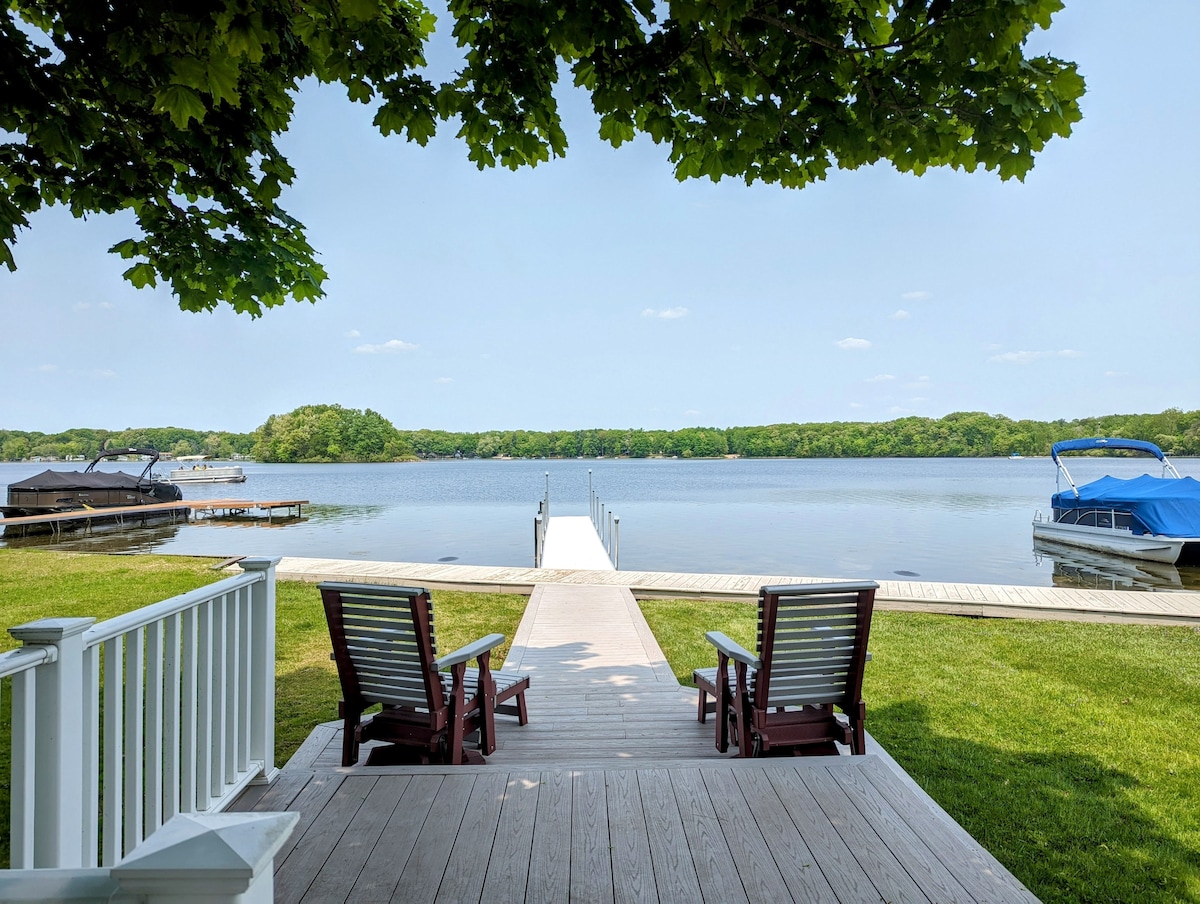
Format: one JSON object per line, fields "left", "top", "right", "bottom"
{"left": 4, "top": 551, "right": 1199, "bottom": 901}
{"left": 640, "top": 598, "right": 1200, "bottom": 904}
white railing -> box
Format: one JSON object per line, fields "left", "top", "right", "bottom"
{"left": 2, "top": 557, "right": 280, "bottom": 871}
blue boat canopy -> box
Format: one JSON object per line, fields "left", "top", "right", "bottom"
{"left": 1050, "top": 438, "right": 1166, "bottom": 464}
{"left": 1052, "top": 474, "right": 1200, "bottom": 537}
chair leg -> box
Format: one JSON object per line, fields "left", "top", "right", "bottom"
{"left": 850, "top": 702, "right": 867, "bottom": 755}
{"left": 339, "top": 702, "right": 360, "bottom": 767}
{"left": 476, "top": 655, "right": 498, "bottom": 757}
{"left": 697, "top": 686, "right": 709, "bottom": 724}
{"left": 514, "top": 690, "right": 529, "bottom": 726}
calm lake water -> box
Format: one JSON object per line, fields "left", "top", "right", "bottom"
{"left": 3, "top": 457, "right": 1198, "bottom": 591}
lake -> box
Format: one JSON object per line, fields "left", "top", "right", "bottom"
{"left": 2, "top": 456, "right": 1198, "bottom": 591}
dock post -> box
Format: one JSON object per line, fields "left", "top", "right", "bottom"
{"left": 614, "top": 515, "right": 619, "bottom": 570}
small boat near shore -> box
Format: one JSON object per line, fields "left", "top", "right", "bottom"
{"left": 1032, "top": 438, "right": 1200, "bottom": 565}
{"left": 168, "top": 462, "right": 247, "bottom": 484}
{"left": 2, "top": 447, "right": 183, "bottom": 523}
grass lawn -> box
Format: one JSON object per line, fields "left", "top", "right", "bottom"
{"left": 641, "top": 598, "right": 1200, "bottom": 904}
{"left": 3, "top": 550, "right": 1199, "bottom": 902}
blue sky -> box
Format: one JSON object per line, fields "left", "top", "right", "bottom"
{"left": 2, "top": 0, "right": 1197, "bottom": 436}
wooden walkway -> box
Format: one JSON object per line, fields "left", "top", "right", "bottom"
{"left": 274, "top": 556, "right": 1200, "bottom": 626}
{"left": 235, "top": 582, "right": 1038, "bottom": 902}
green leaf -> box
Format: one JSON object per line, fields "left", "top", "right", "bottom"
{"left": 153, "top": 84, "right": 208, "bottom": 129}
{"left": 124, "top": 262, "right": 159, "bottom": 289}
{"left": 109, "top": 239, "right": 141, "bottom": 259}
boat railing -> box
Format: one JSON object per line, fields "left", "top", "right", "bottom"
{"left": 1050, "top": 506, "right": 1141, "bottom": 532}
{"left": 2, "top": 557, "right": 280, "bottom": 871}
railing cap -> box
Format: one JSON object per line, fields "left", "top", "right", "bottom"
{"left": 9, "top": 616, "right": 96, "bottom": 644}
{"left": 238, "top": 556, "right": 282, "bottom": 573}
{"left": 111, "top": 812, "right": 299, "bottom": 885}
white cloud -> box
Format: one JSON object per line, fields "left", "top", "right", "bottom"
{"left": 1104, "top": 370, "right": 1128, "bottom": 378}
{"left": 344, "top": 329, "right": 361, "bottom": 338}
{"left": 988, "top": 350, "right": 1046, "bottom": 364}
{"left": 865, "top": 374, "right": 895, "bottom": 383}
{"left": 435, "top": 376, "right": 454, "bottom": 384}
{"left": 891, "top": 309, "right": 911, "bottom": 320}
{"left": 642, "top": 306, "right": 689, "bottom": 320}
{"left": 36, "top": 364, "right": 57, "bottom": 373}
{"left": 901, "top": 291, "right": 931, "bottom": 301}
{"left": 849, "top": 402, "right": 865, "bottom": 409}
{"left": 92, "top": 369, "right": 117, "bottom": 379}
{"left": 100, "top": 302, "right": 115, "bottom": 310}
{"left": 989, "top": 349, "right": 1084, "bottom": 365}
{"left": 354, "top": 339, "right": 417, "bottom": 354}
{"left": 836, "top": 337, "right": 871, "bottom": 350}
{"left": 889, "top": 405, "right": 916, "bottom": 415}
{"left": 684, "top": 409, "right": 701, "bottom": 417}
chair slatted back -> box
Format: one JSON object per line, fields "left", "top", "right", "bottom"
{"left": 754, "top": 582, "right": 875, "bottom": 711}
{"left": 320, "top": 582, "right": 444, "bottom": 713}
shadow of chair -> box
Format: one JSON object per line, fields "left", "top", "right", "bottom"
{"left": 694, "top": 581, "right": 877, "bottom": 756}
{"left": 320, "top": 581, "right": 530, "bottom": 765}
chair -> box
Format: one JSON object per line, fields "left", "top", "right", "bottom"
{"left": 695, "top": 581, "right": 876, "bottom": 756}
{"left": 320, "top": 581, "right": 530, "bottom": 766}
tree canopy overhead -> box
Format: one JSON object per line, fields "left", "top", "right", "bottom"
{"left": 2, "top": 0, "right": 1084, "bottom": 316}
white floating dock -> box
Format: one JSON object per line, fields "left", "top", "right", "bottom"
{"left": 539, "top": 515, "right": 614, "bottom": 571}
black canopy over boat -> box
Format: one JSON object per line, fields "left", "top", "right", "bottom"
{"left": 2, "top": 447, "right": 183, "bottom": 519}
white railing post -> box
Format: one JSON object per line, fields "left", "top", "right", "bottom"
{"left": 8, "top": 616, "right": 95, "bottom": 868}
{"left": 111, "top": 812, "right": 299, "bottom": 904}
{"left": 240, "top": 556, "right": 280, "bottom": 786}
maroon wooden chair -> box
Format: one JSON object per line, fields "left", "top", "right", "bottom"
{"left": 698, "top": 581, "right": 877, "bottom": 757}
{"left": 320, "top": 581, "right": 530, "bottom": 766}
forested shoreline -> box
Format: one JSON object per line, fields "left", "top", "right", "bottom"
{"left": 3, "top": 405, "right": 1199, "bottom": 463}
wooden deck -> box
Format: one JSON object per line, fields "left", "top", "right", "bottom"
{"left": 233, "top": 756, "right": 1034, "bottom": 904}
{"left": 274, "top": 555, "right": 1200, "bottom": 626}
{"left": 235, "top": 582, "right": 1039, "bottom": 902}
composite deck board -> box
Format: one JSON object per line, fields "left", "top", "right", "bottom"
{"left": 275, "top": 774, "right": 377, "bottom": 904}
{"left": 435, "top": 772, "right": 510, "bottom": 904}
{"left": 302, "top": 776, "right": 410, "bottom": 904}
{"left": 571, "top": 769, "right": 614, "bottom": 904}
{"left": 345, "top": 776, "right": 443, "bottom": 904}
{"left": 637, "top": 769, "right": 706, "bottom": 904}
{"left": 667, "top": 769, "right": 750, "bottom": 904}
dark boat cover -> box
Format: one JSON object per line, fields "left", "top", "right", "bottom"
{"left": 8, "top": 469, "right": 149, "bottom": 491}
{"left": 1053, "top": 474, "right": 1200, "bottom": 537}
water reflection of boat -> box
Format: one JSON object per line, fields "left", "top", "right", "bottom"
{"left": 1033, "top": 537, "right": 1183, "bottom": 591}
{"left": 1032, "top": 438, "right": 1200, "bottom": 565}
{"left": 2, "top": 447, "right": 182, "bottom": 519}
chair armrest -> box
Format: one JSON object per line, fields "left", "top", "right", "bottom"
{"left": 435, "top": 633, "right": 505, "bottom": 670}
{"left": 705, "top": 631, "right": 760, "bottom": 669}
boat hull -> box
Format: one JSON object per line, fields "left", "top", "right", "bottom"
{"left": 168, "top": 466, "right": 246, "bottom": 484}
{"left": 1032, "top": 520, "right": 1193, "bottom": 564}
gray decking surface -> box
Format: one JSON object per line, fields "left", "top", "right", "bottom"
{"left": 235, "top": 581, "right": 1039, "bottom": 902}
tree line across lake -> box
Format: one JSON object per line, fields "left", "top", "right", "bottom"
{"left": 3, "top": 405, "right": 1199, "bottom": 464}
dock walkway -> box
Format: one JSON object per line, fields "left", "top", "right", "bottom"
{"left": 539, "top": 515, "right": 614, "bottom": 571}
{"left": 274, "top": 556, "right": 1200, "bottom": 625}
